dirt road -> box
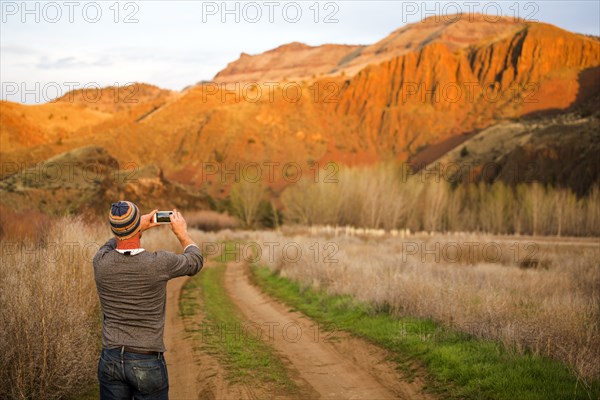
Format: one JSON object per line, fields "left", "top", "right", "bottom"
{"left": 164, "top": 263, "right": 431, "bottom": 399}
{"left": 165, "top": 274, "right": 258, "bottom": 400}
{"left": 164, "top": 277, "right": 201, "bottom": 399}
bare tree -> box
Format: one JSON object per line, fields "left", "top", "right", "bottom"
{"left": 422, "top": 181, "right": 448, "bottom": 232}
{"left": 229, "top": 180, "right": 264, "bottom": 228}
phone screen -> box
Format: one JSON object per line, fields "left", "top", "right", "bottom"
{"left": 156, "top": 211, "right": 172, "bottom": 223}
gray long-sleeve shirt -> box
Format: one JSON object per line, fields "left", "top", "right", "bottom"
{"left": 93, "top": 237, "right": 203, "bottom": 352}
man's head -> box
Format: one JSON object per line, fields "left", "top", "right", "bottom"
{"left": 109, "top": 201, "right": 141, "bottom": 240}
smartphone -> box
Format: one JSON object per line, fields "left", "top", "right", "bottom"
{"left": 154, "top": 211, "right": 173, "bottom": 224}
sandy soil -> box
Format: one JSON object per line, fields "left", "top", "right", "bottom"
{"left": 164, "top": 273, "right": 259, "bottom": 400}
{"left": 223, "top": 262, "right": 432, "bottom": 400}
{"left": 164, "top": 276, "right": 202, "bottom": 399}
{"left": 164, "top": 263, "right": 433, "bottom": 399}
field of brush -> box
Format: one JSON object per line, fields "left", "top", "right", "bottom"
{"left": 245, "top": 228, "right": 600, "bottom": 381}
{"left": 1, "top": 218, "right": 598, "bottom": 398}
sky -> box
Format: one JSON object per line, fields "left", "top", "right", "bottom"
{"left": 1, "top": 0, "right": 599, "bottom": 103}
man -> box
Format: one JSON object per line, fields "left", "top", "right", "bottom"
{"left": 93, "top": 201, "right": 204, "bottom": 399}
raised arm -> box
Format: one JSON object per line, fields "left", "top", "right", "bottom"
{"left": 165, "top": 209, "right": 203, "bottom": 278}
{"left": 170, "top": 209, "right": 196, "bottom": 250}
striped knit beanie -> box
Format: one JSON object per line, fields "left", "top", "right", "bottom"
{"left": 109, "top": 201, "right": 141, "bottom": 240}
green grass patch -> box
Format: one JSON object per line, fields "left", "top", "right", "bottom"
{"left": 213, "top": 241, "right": 242, "bottom": 263}
{"left": 180, "top": 263, "right": 298, "bottom": 393}
{"left": 251, "top": 266, "right": 599, "bottom": 400}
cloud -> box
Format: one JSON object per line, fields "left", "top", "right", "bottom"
{"left": 2, "top": 1, "right": 598, "bottom": 103}
{"left": 0, "top": 45, "right": 38, "bottom": 55}
{"left": 36, "top": 56, "right": 113, "bottom": 69}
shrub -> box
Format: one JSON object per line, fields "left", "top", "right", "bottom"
{"left": 0, "top": 217, "right": 105, "bottom": 399}
{"left": 185, "top": 210, "right": 238, "bottom": 231}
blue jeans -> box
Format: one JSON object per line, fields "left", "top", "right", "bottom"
{"left": 98, "top": 348, "right": 169, "bottom": 400}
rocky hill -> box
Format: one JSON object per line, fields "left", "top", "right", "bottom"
{"left": 1, "top": 15, "right": 598, "bottom": 213}
{"left": 0, "top": 146, "right": 208, "bottom": 214}
{"left": 214, "top": 15, "right": 531, "bottom": 82}
{"left": 214, "top": 42, "right": 363, "bottom": 83}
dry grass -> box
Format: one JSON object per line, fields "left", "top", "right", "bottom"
{"left": 0, "top": 205, "right": 53, "bottom": 242}
{"left": 185, "top": 210, "right": 238, "bottom": 232}
{"left": 0, "top": 216, "right": 211, "bottom": 399}
{"left": 1, "top": 211, "right": 597, "bottom": 398}
{"left": 0, "top": 217, "right": 109, "bottom": 399}
{"left": 250, "top": 229, "right": 600, "bottom": 381}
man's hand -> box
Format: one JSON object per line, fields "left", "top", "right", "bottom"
{"left": 170, "top": 209, "right": 195, "bottom": 249}
{"left": 140, "top": 209, "right": 160, "bottom": 232}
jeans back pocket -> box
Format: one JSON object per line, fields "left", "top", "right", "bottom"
{"left": 132, "top": 363, "right": 167, "bottom": 394}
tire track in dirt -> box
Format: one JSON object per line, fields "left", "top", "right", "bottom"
{"left": 223, "top": 261, "right": 433, "bottom": 400}
{"left": 165, "top": 276, "right": 201, "bottom": 399}
{"left": 165, "top": 272, "right": 258, "bottom": 400}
